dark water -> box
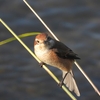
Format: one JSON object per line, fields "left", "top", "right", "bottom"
{"left": 0, "top": 0, "right": 100, "bottom": 100}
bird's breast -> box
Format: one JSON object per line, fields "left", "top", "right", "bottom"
{"left": 35, "top": 49, "right": 73, "bottom": 71}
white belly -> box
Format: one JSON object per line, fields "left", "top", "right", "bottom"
{"left": 35, "top": 49, "right": 51, "bottom": 63}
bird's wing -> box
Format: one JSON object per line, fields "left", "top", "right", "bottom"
{"left": 51, "top": 41, "right": 80, "bottom": 59}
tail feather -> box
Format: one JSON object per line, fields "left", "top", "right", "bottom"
{"left": 63, "top": 71, "right": 80, "bottom": 96}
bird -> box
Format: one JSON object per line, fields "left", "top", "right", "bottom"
{"left": 34, "top": 33, "right": 80, "bottom": 96}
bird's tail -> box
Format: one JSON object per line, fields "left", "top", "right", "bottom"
{"left": 62, "top": 71, "right": 80, "bottom": 96}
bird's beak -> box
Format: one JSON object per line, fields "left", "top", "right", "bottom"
{"left": 44, "top": 39, "right": 48, "bottom": 44}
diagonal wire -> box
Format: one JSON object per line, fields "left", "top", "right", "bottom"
{"left": 23, "top": 0, "right": 100, "bottom": 96}
{"left": 0, "top": 18, "right": 77, "bottom": 100}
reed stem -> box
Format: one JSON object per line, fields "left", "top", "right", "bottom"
{"left": 23, "top": 0, "right": 100, "bottom": 96}
{"left": 0, "top": 18, "right": 77, "bottom": 100}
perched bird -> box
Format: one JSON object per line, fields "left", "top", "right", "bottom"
{"left": 34, "top": 33, "right": 80, "bottom": 96}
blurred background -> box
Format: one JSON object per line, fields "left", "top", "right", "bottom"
{"left": 0, "top": 0, "right": 100, "bottom": 100}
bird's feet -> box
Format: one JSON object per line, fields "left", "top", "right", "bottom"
{"left": 39, "top": 62, "right": 45, "bottom": 67}
{"left": 58, "top": 81, "right": 64, "bottom": 88}
{"left": 58, "top": 72, "right": 68, "bottom": 87}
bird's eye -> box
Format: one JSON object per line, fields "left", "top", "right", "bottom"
{"left": 37, "top": 40, "right": 39, "bottom": 43}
